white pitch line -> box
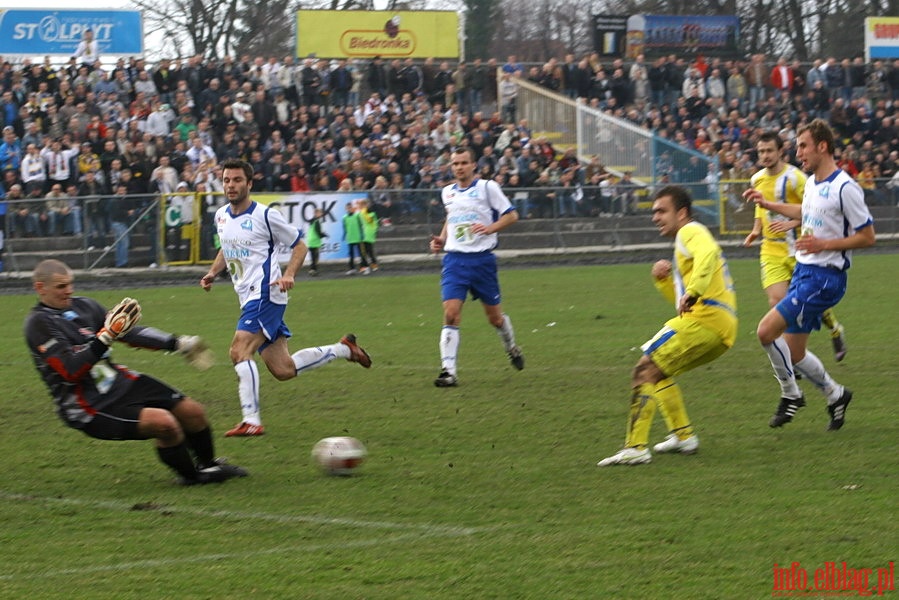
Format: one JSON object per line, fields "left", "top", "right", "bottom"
{"left": 0, "top": 490, "right": 496, "bottom": 536}
{"left": 0, "top": 531, "right": 458, "bottom": 582}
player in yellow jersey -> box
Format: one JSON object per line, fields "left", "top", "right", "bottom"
{"left": 598, "top": 186, "right": 737, "bottom": 466}
{"left": 743, "top": 131, "right": 847, "bottom": 361}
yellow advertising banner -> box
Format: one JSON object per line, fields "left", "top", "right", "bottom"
{"left": 296, "top": 10, "right": 459, "bottom": 59}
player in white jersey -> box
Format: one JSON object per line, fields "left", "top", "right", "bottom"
{"left": 744, "top": 120, "right": 874, "bottom": 431}
{"left": 428, "top": 147, "right": 523, "bottom": 387}
{"left": 742, "top": 131, "right": 847, "bottom": 361}
{"left": 200, "top": 159, "right": 372, "bottom": 436}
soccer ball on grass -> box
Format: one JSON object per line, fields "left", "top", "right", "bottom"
{"left": 311, "top": 436, "right": 367, "bottom": 475}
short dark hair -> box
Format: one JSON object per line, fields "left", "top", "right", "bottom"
{"left": 221, "top": 158, "right": 253, "bottom": 180}
{"left": 797, "top": 118, "right": 835, "bottom": 154}
{"left": 757, "top": 130, "right": 784, "bottom": 150}
{"left": 654, "top": 185, "right": 692, "bottom": 216}
{"left": 33, "top": 259, "right": 71, "bottom": 285}
{"left": 451, "top": 147, "right": 477, "bottom": 162}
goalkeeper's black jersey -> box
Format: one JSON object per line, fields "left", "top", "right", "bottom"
{"left": 23, "top": 297, "right": 178, "bottom": 429}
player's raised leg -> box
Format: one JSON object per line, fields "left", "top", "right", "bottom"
{"left": 793, "top": 349, "right": 852, "bottom": 430}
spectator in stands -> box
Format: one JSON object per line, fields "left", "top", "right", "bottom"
{"left": 72, "top": 28, "right": 99, "bottom": 68}
{"left": 146, "top": 101, "right": 175, "bottom": 138}
{"left": 108, "top": 182, "right": 137, "bottom": 267}
{"left": 629, "top": 54, "right": 650, "bottom": 105}
{"left": 8, "top": 183, "right": 39, "bottom": 237}
{"left": 467, "top": 58, "right": 487, "bottom": 113}
{"left": 770, "top": 57, "right": 795, "bottom": 103}
{"left": 79, "top": 169, "right": 107, "bottom": 248}
{"left": 0, "top": 126, "right": 22, "bottom": 172}
{"left": 745, "top": 53, "right": 768, "bottom": 110}
{"left": 367, "top": 56, "right": 387, "bottom": 99}
{"left": 530, "top": 169, "right": 554, "bottom": 219}
{"left": 185, "top": 136, "right": 216, "bottom": 169}
{"left": 502, "top": 55, "right": 523, "bottom": 77}
{"left": 44, "top": 183, "right": 73, "bottom": 235}
{"left": 20, "top": 143, "right": 47, "bottom": 196}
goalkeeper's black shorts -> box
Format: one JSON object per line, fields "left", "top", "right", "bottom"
{"left": 80, "top": 375, "right": 185, "bottom": 441}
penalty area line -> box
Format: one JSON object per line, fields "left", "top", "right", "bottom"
{"left": 0, "top": 531, "right": 461, "bottom": 581}
{"left": 0, "top": 490, "right": 500, "bottom": 536}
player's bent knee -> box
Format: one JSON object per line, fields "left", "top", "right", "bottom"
{"left": 139, "top": 408, "right": 184, "bottom": 443}
{"left": 269, "top": 367, "right": 295, "bottom": 381}
{"left": 229, "top": 347, "right": 251, "bottom": 364}
{"left": 756, "top": 323, "right": 776, "bottom": 345}
{"left": 631, "top": 357, "right": 662, "bottom": 386}
{"left": 444, "top": 313, "right": 461, "bottom": 327}
{"left": 173, "top": 398, "right": 208, "bottom": 430}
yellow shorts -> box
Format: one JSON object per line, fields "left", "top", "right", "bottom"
{"left": 641, "top": 317, "right": 731, "bottom": 378}
{"left": 760, "top": 255, "right": 797, "bottom": 290}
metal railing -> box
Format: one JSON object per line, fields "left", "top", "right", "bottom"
{"left": 511, "top": 76, "right": 717, "bottom": 185}
{"left": 3, "top": 181, "right": 896, "bottom": 272}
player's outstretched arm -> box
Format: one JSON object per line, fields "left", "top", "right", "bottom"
{"left": 743, "top": 188, "right": 801, "bottom": 219}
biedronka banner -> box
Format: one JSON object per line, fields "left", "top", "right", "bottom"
{"left": 296, "top": 10, "right": 459, "bottom": 59}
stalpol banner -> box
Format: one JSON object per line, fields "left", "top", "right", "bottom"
{"left": 0, "top": 9, "right": 143, "bottom": 56}
{"left": 865, "top": 17, "right": 899, "bottom": 62}
{"left": 296, "top": 10, "right": 460, "bottom": 59}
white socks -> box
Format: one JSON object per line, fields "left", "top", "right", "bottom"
{"left": 441, "top": 315, "right": 517, "bottom": 375}
{"left": 440, "top": 326, "right": 460, "bottom": 374}
{"left": 764, "top": 339, "right": 843, "bottom": 403}
{"left": 495, "top": 313, "right": 517, "bottom": 352}
{"left": 292, "top": 343, "right": 346, "bottom": 374}
{"left": 234, "top": 360, "right": 261, "bottom": 425}
{"left": 794, "top": 351, "right": 843, "bottom": 404}
{"left": 235, "top": 343, "right": 350, "bottom": 425}
{"left": 762, "top": 338, "right": 802, "bottom": 399}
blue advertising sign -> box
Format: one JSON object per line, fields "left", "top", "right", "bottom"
{"left": 262, "top": 192, "right": 370, "bottom": 262}
{"left": 0, "top": 9, "right": 143, "bottom": 56}
{"left": 626, "top": 14, "right": 740, "bottom": 59}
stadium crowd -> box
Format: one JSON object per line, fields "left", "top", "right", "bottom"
{"left": 2, "top": 49, "right": 899, "bottom": 240}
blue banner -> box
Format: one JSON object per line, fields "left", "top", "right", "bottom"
{"left": 0, "top": 9, "right": 143, "bottom": 56}
{"left": 626, "top": 14, "right": 740, "bottom": 58}
{"left": 261, "top": 192, "right": 371, "bottom": 262}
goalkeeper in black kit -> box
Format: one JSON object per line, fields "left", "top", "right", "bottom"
{"left": 24, "top": 259, "right": 247, "bottom": 485}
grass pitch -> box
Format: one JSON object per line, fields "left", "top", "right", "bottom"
{"left": 0, "top": 255, "right": 896, "bottom": 599}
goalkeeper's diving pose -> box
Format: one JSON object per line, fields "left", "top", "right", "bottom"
{"left": 24, "top": 259, "right": 247, "bottom": 485}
